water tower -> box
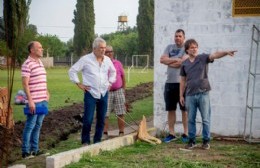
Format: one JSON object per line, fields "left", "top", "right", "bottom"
{"left": 117, "top": 15, "right": 128, "bottom": 31}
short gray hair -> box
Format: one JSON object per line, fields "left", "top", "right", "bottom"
{"left": 92, "top": 37, "right": 106, "bottom": 49}
{"left": 106, "top": 45, "right": 113, "bottom": 51}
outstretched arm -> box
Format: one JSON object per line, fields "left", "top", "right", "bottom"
{"left": 209, "top": 50, "right": 237, "bottom": 61}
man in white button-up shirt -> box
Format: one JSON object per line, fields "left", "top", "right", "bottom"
{"left": 69, "top": 37, "right": 116, "bottom": 145}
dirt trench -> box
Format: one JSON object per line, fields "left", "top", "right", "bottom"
{"left": 4, "top": 82, "right": 153, "bottom": 164}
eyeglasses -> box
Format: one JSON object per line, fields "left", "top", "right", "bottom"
{"left": 105, "top": 51, "right": 113, "bottom": 54}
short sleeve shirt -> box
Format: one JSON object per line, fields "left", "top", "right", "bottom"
{"left": 21, "top": 56, "right": 48, "bottom": 103}
{"left": 110, "top": 59, "right": 124, "bottom": 90}
{"left": 163, "top": 44, "right": 185, "bottom": 83}
{"left": 180, "top": 54, "right": 213, "bottom": 96}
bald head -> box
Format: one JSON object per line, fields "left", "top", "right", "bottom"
{"left": 27, "top": 41, "right": 44, "bottom": 59}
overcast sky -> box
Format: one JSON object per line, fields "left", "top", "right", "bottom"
{"left": 27, "top": 0, "right": 139, "bottom": 42}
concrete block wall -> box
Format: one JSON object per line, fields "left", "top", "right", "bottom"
{"left": 154, "top": 0, "right": 260, "bottom": 137}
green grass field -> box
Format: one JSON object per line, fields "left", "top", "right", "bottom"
{"left": 65, "top": 140, "right": 260, "bottom": 168}
{"left": 0, "top": 67, "right": 153, "bottom": 121}
{"left": 4, "top": 67, "right": 259, "bottom": 168}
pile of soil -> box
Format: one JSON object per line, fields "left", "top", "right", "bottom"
{"left": 3, "top": 82, "right": 153, "bottom": 164}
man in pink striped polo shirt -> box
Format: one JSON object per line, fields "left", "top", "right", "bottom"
{"left": 21, "top": 41, "right": 50, "bottom": 159}
{"left": 103, "top": 45, "right": 126, "bottom": 139}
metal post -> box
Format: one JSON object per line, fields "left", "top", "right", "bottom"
{"left": 70, "top": 54, "right": 73, "bottom": 67}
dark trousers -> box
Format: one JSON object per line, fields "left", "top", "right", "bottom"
{"left": 81, "top": 91, "right": 108, "bottom": 144}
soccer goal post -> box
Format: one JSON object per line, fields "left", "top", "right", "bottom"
{"left": 127, "top": 55, "right": 149, "bottom": 82}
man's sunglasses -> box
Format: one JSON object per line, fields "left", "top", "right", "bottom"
{"left": 105, "top": 51, "right": 113, "bottom": 54}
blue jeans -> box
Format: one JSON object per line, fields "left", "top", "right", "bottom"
{"left": 22, "top": 101, "right": 48, "bottom": 154}
{"left": 82, "top": 92, "right": 108, "bottom": 144}
{"left": 185, "top": 92, "right": 211, "bottom": 143}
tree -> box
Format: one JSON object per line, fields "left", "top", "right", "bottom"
{"left": 1, "top": 0, "right": 31, "bottom": 166}
{"left": 4, "top": 0, "right": 31, "bottom": 52}
{"left": 102, "top": 27, "right": 138, "bottom": 66}
{"left": 0, "top": 17, "right": 5, "bottom": 40}
{"left": 65, "top": 38, "right": 74, "bottom": 57}
{"left": 16, "top": 0, "right": 32, "bottom": 35}
{"left": 137, "top": 0, "right": 154, "bottom": 66}
{"left": 37, "top": 34, "right": 67, "bottom": 57}
{"left": 16, "top": 24, "right": 38, "bottom": 65}
{"left": 3, "top": 0, "right": 31, "bottom": 66}
{"left": 28, "top": 24, "right": 37, "bottom": 34}
{"left": 73, "top": 0, "right": 95, "bottom": 56}
{"left": 0, "top": 17, "right": 7, "bottom": 56}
